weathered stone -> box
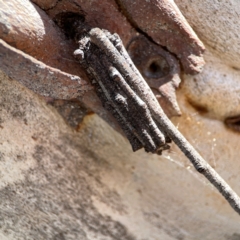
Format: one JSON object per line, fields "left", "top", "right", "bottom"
{"left": 0, "top": 0, "right": 240, "bottom": 239}
{"left": 128, "top": 35, "right": 181, "bottom": 117}
{"left": 116, "top": 0, "right": 205, "bottom": 74}
{"left": 0, "top": 69, "right": 240, "bottom": 239}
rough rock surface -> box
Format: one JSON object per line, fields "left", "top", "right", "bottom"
{"left": 0, "top": 0, "right": 240, "bottom": 239}
{"left": 1, "top": 70, "right": 240, "bottom": 240}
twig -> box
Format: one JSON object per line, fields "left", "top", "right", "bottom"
{"left": 74, "top": 27, "right": 240, "bottom": 215}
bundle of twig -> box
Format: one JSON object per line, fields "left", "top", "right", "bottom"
{"left": 74, "top": 27, "right": 240, "bottom": 215}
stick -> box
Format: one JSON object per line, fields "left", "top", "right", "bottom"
{"left": 75, "top": 27, "right": 240, "bottom": 215}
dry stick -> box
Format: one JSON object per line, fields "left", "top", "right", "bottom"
{"left": 74, "top": 48, "right": 143, "bottom": 151}
{"left": 75, "top": 35, "right": 169, "bottom": 152}
{"left": 100, "top": 55, "right": 160, "bottom": 152}
{"left": 109, "top": 66, "right": 166, "bottom": 149}
{"left": 106, "top": 32, "right": 172, "bottom": 146}
{"left": 88, "top": 28, "right": 240, "bottom": 215}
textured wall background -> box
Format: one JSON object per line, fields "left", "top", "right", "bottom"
{"left": 0, "top": 0, "right": 240, "bottom": 239}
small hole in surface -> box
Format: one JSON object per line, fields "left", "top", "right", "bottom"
{"left": 225, "top": 115, "right": 240, "bottom": 132}
{"left": 149, "top": 61, "right": 161, "bottom": 74}
{"left": 54, "top": 12, "right": 85, "bottom": 39}
{"left": 187, "top": 99, "right": 209, "bottom": 114}
{"left": 144, "top": 57, "right": 170, "bottom": 79}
